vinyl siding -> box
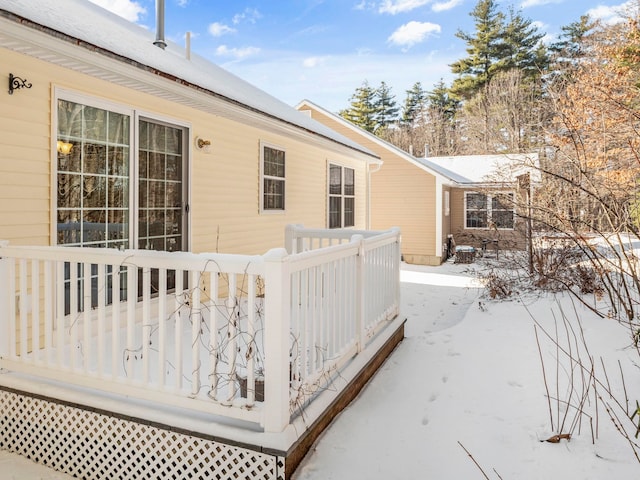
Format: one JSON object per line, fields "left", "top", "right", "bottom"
{"left": 299, "top": 105, "right": 439, "bottom": 264}
{"left": 1, "top": 50, "right": 52, "bottom": 245}
{"left": 1, "top": 47, "right": 369, "bottom": 255}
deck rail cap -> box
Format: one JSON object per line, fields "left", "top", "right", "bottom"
{"left": 263, "top": 247, "right": 289, "bottom": 261}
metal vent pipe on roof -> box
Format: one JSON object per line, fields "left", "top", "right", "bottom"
{"left": 153, "top": 0, "right": 167, "bottom": 49}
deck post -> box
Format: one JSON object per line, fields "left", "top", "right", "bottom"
{"left": 284, "top": 223, "right": 304, "bottom": 254}
{"left": 0, "top": 241, "right": 10, "bottom": 358}
{"left": 352, "top": 234, "right": 366, "bottom": 353}
{"left": 262, "top": 247, "right": 291, "bottom": 433}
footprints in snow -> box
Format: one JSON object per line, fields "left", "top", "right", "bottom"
{"left": 421, "top": 378, "right": 448, "bottom": 427}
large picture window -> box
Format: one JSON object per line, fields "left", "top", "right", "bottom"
{"left": 465, "top": 192, "right": 515, "bottom": 229}
{"left": 329, "top": 163, "right": 355, "bottom": 229}
{"left": 56, "top": 92, "right": 189, "bottom": 310}
{"left": 260, "top": 142, "right": 285, "bottom": 212}
{"left": 57, "top": 99, "right": 131, "bottom": 249}
{"left": 56, "top": 95, "right": 188, "bottom": 249}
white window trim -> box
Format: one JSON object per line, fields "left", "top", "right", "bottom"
{"left": 259, "top": 140, "right": 286, "bottom": 214}
{"left": 463, "top": 191, "right": 515, "bottom": 230}
{"left": 327, "top": 162, "right": 356, "bottom": 229}
{"left": 52, "top": 87, "right": 192, "bottom": 249}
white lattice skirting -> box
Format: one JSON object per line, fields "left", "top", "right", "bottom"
{"left": 0, "top": 388, "right": 285, "bottom": 480}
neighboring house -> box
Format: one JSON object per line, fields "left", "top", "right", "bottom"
{"left": 425, "top": 153, "right": 538, "bottom": 253}
{"left": 297, "top": 100, "right": 538, "bottom": 264}
{"left": 0, "top": 2, "right": 404, "bottom": 480}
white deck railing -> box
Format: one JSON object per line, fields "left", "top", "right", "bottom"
{"left": 0, "top": 225, "right": 400, "bottom": 433}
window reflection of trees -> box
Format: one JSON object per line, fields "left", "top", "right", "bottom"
{"left": 138, "top": 120, "right": 184, "bottom": 253}
{"left": 57, "top": 99, "right": 130, "bottom": 249}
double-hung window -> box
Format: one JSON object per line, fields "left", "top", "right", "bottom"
{"left": 465, "top": 192, "right": 515, "bottom": 229}
{"left": 328, "top": 163, "right": 355, "bottom": 228}
{"left": 260, "top": 142, "right": 286, "bottom": 212}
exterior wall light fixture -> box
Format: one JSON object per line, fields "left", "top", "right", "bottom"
{"left": 195, "top": 136, "right": 212, "bottom": 153}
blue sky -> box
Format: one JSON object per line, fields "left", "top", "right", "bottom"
{"left": 89, "top": 0, "right": 634, "bottom": 112}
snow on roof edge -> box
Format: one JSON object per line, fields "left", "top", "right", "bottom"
{"left": 297, "top": 99, "right": 540, "bottom": 185}
{"left": 0, "top": 0, "right": 378, "bottom": 160}
{"left": 297, "top": 99, "right": 458, "bottom": 181}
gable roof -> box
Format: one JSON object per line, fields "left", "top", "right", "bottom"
{"left": 297, "top": 99, "right": 456, "bottom": 183}
{"left": 424, "top": 153, "right": 539, "bottom": 186}
{"left": 297, "top": 99, "right": 538, "bottom": 187}
{"left": 0, "top": 0, "right": 378, "bottom": 161}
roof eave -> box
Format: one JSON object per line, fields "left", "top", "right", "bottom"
{"left": 0, "top": 9, "right": 379, "bottom": 162}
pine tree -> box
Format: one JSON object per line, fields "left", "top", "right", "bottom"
{"left": 401, "top": 82, "right": 427, "bottom": 125}
{"left": 500, "top": 6, "right": 548, "bottom": 79}
{"left": 450, "top": 0, "right": 505, "bottom": 100}
{"left": 549, "top": 15, "right": 597, "bottom": 78}
{"left": 375, "top": 81, "right": 399, "bottom": 131}
{"left": 339, "top": 80, "right": 378, "bottom": 133}
{"left": 425, "top": 79, "right": 460, "bottom": 156}
{"left": 427, "top": 80, "right": 459, "bottom": 122}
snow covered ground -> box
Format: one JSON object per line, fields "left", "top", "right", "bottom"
{"left": 293, "top": 259, "right": 640, "bottom": 479}
{"left": 1, "top": 258, "right": 639, "bottom": 479}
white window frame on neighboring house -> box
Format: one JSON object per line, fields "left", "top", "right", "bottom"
{"left": 328, "top": 163, "right": 355, "bottom": 229}
{"left": 259, "top": 141, "right": 286, "bottom": 213}
{"left": 464, "top": 191, "right": 515, "bottom": 230}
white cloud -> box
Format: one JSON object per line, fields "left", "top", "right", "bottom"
{"left": 520, "top": 0, "right": 563, "bottom": 7}
{"left": 432, "top": 0, "right": 464, "bottom": 12}
{"left": 355, "top": 0, "right": 379, "bottom": 10}
{"left": 378, "top": 0, "right": 430, "bottom": 15}
{"left": 232, "top": 8, "right": 262, "bottom": 25}
{"left": 531, "top": 20, "right": 547, "bottom": 31}
{"left": 587, "top": 1, "right": 635, "bottom": 25}
{"left": 215, "top": 45, "right": 261, "bottom": 59}
{"left": 388, "top": 21, "right": 441, "bottom": 49}
{"left": 88, "top": 0, "right": 145, "bottom": 22}
{"left": 303, "top": 56, "right": 330, "bottom": 68}
{"left": 208, "top": 22, "right": 236, "bottom": 37}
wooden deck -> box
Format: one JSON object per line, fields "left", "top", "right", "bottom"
{"left": 0, "top": 225, "right": 403, "bottom": 479}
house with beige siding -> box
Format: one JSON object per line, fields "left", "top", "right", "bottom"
{"left": 425, "top": 153, "right": 538, "bottom": 254}
{"left": 0, "top": 2, "right": 405, "bottom": 479}
{"left": 297, "top": 99, "right": 537, "bottom": 264}
{"left": 1, "top": 2, "right": 381, "bottom": 254}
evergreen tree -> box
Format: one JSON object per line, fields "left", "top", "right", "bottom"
{"left": 549, "top": 15, "right": 597, "bottom": 76}
{"left": 450, "top": 0, "right": 505, "bottom": 100}
{"left": 339, "top": 80, "right": 378, "bottom": 133}
{"left": 401, "top": 82, "right": 427, "bottom": 125}
{"left": 375, "top": 81, "right": 399, "bottom": 131}
{"left": 427, "top": 79, "right": 459, "bottom": 122}
{"left": 424, "top": 80, "right": 461, "bottom": 156}
{"left": 500, "top": 6, "right": 548, "bottom": 79}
